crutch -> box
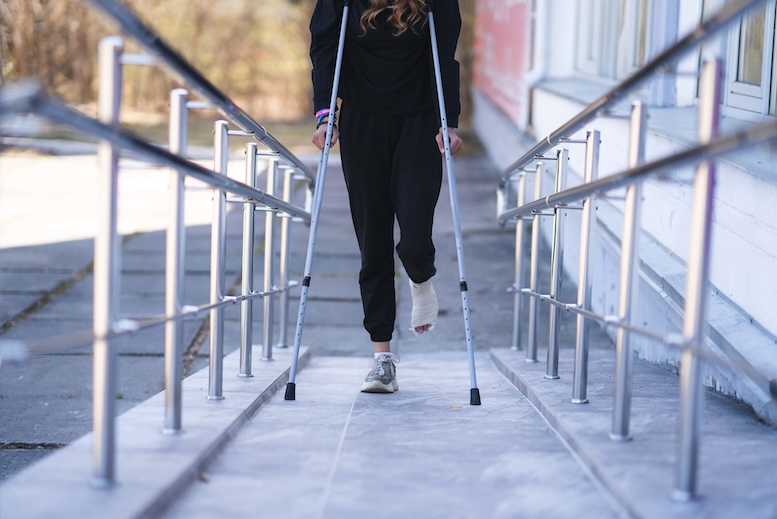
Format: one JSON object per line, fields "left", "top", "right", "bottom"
{"left": 428, "top": 4, "right": 481, "bottom": 406}
{"left": 285, "top": 0, "right": 349, "bottom": 400}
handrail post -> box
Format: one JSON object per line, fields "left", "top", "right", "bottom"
{"left": 526, "top": 163, "right": 543, "bottom": 362}
{"left": 672, "top": 59, "right": 721, "bottom": 502}
{"left": 546, "top": 149, "right": 568, "bottom": 379}
{"left": 262, "top": 155, "right": 280, "bottom": 361}
{"left": 571, "top": 130, "right": 600, "bottom": 403}
{"left": 611, "top": 101, "right": 648, "bottom": 441}
{"left": 92, "top": 35, "right": 124, "bottom": 488}
{"left": 511, "top": 172, "right": 528, "bottom": 350}
{"left": 208, "top": 120, "right": 229, "bottom": 400}
{"left": 163, "top": 88, "right": 188, "bottom": 433}
{"left": 276, "top": 167, "right": 296, "bottom": 349}
{"left": 239, "top": 143, "right": 259, "bottom": 377}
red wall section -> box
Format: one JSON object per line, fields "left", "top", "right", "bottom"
{"left": 473, "top": 0, "right": 529, "bottom": 127}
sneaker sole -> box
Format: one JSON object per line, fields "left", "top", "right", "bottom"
{"left": 360, "top": 379, "right": 398, "bottom": 393}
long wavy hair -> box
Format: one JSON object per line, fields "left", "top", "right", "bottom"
{"left": 359, "top": 0, "right": 427, "bottom": 36}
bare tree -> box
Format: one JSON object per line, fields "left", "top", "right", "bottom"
{"left": 0, "top": 0, "right": 105, "bottom": 102}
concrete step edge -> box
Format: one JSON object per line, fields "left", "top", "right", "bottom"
{"left": 0, "top": 346, "right": 311, "bottom": 519}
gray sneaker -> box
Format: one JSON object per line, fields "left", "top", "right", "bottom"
{"left": 360, "top": 353, "right": 399, "bottom": 393}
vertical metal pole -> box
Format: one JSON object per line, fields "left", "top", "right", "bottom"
{"left": 262, "top": 157, "right": 279, "bottom": 361}
{"left": 546, "top": 149, "right": 568, "bottom": 379}
{"left": 208, "top": 120, "right": 229, "bottom": 400}
{"left": 511, "top": 173, "right": 528, "bottom": 351}
{"left": 526, "top": 163, "right": 543, "bottom": 362}
{"left": 276, "top": 168, "right": 295, "bottom": 349}
{"left": 611, "top": 101, "right": 648, "bottom": 441}
{"left": 92, "top": 36, "right": 123, "bottom": 487}
{"left": 163, "top": 88, "right": 188, "bottom": 434}
{"left": 571, "top": 130, "right": 600, "bottom": 404}
{"left": 239, "top": 143, "right": 258, "bottom": 377}
{"left": 672, "top": 59, "right": 721, "bottom": 502}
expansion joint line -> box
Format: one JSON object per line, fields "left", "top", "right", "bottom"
{"left": 317, "top": 393, "right": 359, "bottom": 518}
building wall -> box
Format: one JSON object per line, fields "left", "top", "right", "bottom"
{"left": 473, "top": 0, "right": 777, "bottom": 423}
{"left": 473, "top": 0, "right": 529, "bottom": 128}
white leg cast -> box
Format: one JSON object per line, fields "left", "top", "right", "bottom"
{"left": 410, "top": 278, "right": 438, "bottom": 332}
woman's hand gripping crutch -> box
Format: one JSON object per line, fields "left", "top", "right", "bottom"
{"left": 428, "top": 2, "right": 481, "bottom": 405}
{"left": 285, "top": 0, "right": 349, "bottom": 401}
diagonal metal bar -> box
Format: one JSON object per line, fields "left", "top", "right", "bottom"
{"left": 0, "top": 82, "right": 311, "bottom": 222}
{"left": 498, "top": 118, "right": 777, "bottom": 224}
{"left": 82, "top": 0, "right": 316, "bottom": 186}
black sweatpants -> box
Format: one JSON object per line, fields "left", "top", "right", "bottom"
{"left": 339, "top": 104, "right": 443, "bottom": 343}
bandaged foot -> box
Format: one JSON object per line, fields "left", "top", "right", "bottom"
{"left": 409, "top": 278, "right": 438, "bottom": 334}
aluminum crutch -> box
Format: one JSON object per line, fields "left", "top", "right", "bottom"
{"left": 428, "top": 5, "right": 481, "bottom": 406}
{"left": 285, "top": 0, "right": 349, "bottom": 400}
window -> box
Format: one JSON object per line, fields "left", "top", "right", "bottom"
{"left": 576, "top": 0, "right": 607, "bottom": 76}
{"left": 619, "top": 0, "right": 653, "bottom": 74}
{"left": 725, "top": 1, "right": 777, "bottom": 117}
{"left": 576, "top": 0, "right": 655, "bottom": 80}
{"left": 633, "top": 0, "right": 653, "bottom": 67}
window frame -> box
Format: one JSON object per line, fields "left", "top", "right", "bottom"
{"left": 575, "top": 0, "right": 656, "bottom": 81}
{"left": 725, "top": 1, "right": 777, "bottom": 116}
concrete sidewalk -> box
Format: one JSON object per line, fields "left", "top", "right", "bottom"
{"left": 2, "top": 145, "right": 776, "bottom": 518}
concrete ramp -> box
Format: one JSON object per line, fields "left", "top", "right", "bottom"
{"left": 161, "top": 354, "right": 622, "bottom": 519}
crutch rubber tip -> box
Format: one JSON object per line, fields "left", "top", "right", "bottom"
{"left": 284, "top": 382, "right": 296, "bottom": 401}
{"left": 470, "top": 388, "right": 481, "bottom": 406}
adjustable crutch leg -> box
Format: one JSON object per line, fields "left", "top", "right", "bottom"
{"left": 428, "top": 7, "right": 481, "bottom": 405}
{"left": 285, "top": 0, "right": 349, "bottom": 400}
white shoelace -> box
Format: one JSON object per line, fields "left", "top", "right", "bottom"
{"left": 374, "top": 354, "right": 397, "bottom": 376}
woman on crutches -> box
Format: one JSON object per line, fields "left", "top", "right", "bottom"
{"left": 310, "top": 0, "right": 463, "bottom": 393}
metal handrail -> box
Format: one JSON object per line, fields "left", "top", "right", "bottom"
{"left": 83, "top": 0, "right": 317, "bottom": 187}
{"left": 0, "top": 283, "right": 298, "bottom": 358}
{"left": 0, "top": 81, "right": 311, "bottom": 222}
{"left": 498, "top": 117, "right": 777, "bottom": 224}
{"left": 495, "top": 4, "right": 777, "bottom": 495}
{"left": 499, "top": 0, "right": 765, "bottom": 186}
{"left": 1, "top": 74, "right": 311, "bottom": 487}
{"left": 519, "top": 289, "right": 777, "bottom": 398}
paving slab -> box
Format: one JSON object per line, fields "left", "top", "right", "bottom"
{"left": 0, "top": 355, "right": 165, "bottom": 444}
{"left": 0, "top": 241, "right": 95, "bottom": 271}
{"left": 0, "top": 270, "right": 70, "bottom": 293}
{"left": 0, "top": 294, "right": 41, "bottom": 322}
{"left": 0, "top": 450, "right": 51, "bottom": 483}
